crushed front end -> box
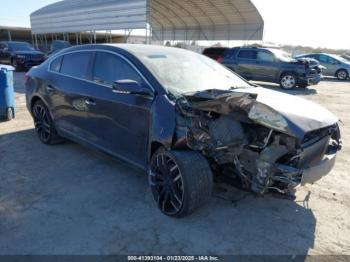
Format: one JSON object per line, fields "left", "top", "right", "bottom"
{"left": 172, "top": 89, "right": 342, "bottom": 196}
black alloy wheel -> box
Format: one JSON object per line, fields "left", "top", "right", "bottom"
{"left": 149, "top": 149, "right": 213, "bottom": 218}
{"left": 32, "top": 100, "right": 63, "bottom": 145}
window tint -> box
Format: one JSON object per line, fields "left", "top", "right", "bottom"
{"left": 257, "top": 51, "right": 274, "bottom": 62}
{"left": 60, "top": 52, "right": 92, "bottom": 79}
{"left": 93, "top": 52, "right": 142, "bottom": 85}
{"left": 50, "top": 56, "right": 63, "bottom": 72}
{"left": 319, "top": 55, "right": 328, "bottom": 63}
{"left": 238, "top": 50, "right": 257, "bottom": 60}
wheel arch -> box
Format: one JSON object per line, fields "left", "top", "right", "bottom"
{"left": 29, "top": 95, "right": 55, "bottom": 121}
{"left": 335, "top": 68, "right": 349, "bottom": 77}
{"left": 279, "top": 70, "right": 298, "bottom": 80}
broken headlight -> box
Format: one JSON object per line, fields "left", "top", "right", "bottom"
{"left": 248, "top": 103, "right": 288, "bottom": 133}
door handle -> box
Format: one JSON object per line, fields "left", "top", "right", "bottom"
{"left": 85, "top": 99, "right": 96, "bottom": 106}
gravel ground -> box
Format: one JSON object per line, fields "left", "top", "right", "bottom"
{"left": 0, "top": 73, "right": 349, "bottom": 255}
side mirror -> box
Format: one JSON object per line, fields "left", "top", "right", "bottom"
{"left": 112, "top": 79, "right": 153, "bottom": 97}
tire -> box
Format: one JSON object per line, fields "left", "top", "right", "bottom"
{"left": 6, "top": 107, "right": 14, "bottom": 121}
{"left": 149, "top": 148, "right": 213, "bottom": 218}
{"left": 280, "top": 73, "right": 297, "bottom": 90}
{"left": 32, "top": 100, "right": 63, "bottom": 145}
{"left": 336, "top": 69, "right": 348, "bottom": 81}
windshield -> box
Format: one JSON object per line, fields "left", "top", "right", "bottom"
{"left": 270, "top": 49, "right": 295, "bottom": 62}
{"left": 9, "top": 42, "right": 35, "bottom": 51}
{"left": 134, "top": 47, "right": 251, "bottom": 96}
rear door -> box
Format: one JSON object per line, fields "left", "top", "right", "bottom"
{"left": 47, "top": 51, "right": 94, "bottom": 138}
{"left": 85, "top": 51, "right": 154, "bottom": 167}
{"left": 235, "top": 49, "right": 258, "bottom": 80}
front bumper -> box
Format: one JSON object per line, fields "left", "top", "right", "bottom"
{"left": 301, "top": 152, "right": 337, "bottom": 185}
{"left": 15, "top": 58, "right": 45, "bottom": 69}
{"left": 299, "top": 74, "right": 322, "bottom": 86}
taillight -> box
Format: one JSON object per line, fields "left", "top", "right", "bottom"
{"left": 217, "top": 56, "right": 224, "bottom": 63}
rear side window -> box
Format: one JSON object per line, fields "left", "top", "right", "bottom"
{"left": 50, "top": 56, "right": 63, "bottom": 72}
{"left": 92, "top": 52, "right": 142, "bottom": 85}
{"left": 238, "top": 50, "right": 257, "bottom": 60}
{"left": 60, "top": 52, "right": 92, "bottom": 79}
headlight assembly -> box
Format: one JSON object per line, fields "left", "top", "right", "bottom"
{"left": 248, "top": 103, "right": 289, "bottom": 133}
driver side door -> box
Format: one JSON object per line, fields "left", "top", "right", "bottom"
{"left": 84, "top": 51, "right": 154, "bottom": 168}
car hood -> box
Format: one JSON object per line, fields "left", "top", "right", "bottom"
{"left": 292, "top": 57, "right": 320, "bottom": 67}
{"left": 235, "top": 87, "right": 338, "bottom": 138}
{"left": 13, "top": 50, "right": 44, "bottom": 56}
{"left": 183, "top": 87, "right": 338, "bottom": 139}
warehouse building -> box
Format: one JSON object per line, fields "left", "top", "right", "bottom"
{"left": 30, "top": 0, "right": 264, "bottom": 48}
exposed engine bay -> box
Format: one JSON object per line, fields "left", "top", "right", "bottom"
{"left": 173, "top": 89, "right": 342, "bottom": 196}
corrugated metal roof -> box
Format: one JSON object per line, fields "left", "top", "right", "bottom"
{"left": 30, "top": 0, "right": 264, "bottom": 41}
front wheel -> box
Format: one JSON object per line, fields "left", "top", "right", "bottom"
{"left": 149, "top": 149, "right": 213, "bottom": 218}
{"left": 280, "top": 73, "right": 297, "bottom": 90}
{"left": 336, "top": 69, "right": 348, "bottom": 81}
{"left": 32, "top": 100, "right": 63, "bottom": 145}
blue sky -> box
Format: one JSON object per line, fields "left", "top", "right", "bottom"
{"left": 0, "top": 0, "right": 349, "bottom": 49}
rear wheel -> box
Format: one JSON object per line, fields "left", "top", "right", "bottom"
{"left": 32, "top": 100, "right": 63, "bottom": 145}
{"left": 149, "top": 148, "right": 213, "bottom": 218}
{"left": 336, "top": 69, "right": 348, "bottom": 80}
{"left": 280, "top": 73, "right": 297, "bottom": 90}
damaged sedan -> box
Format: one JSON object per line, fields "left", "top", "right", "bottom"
{"left": 25, "top": 45, "right": 342, "bottom": 217}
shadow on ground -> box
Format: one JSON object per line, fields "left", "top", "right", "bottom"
{"left": 0, "top": 129, "right": 316, "bottom": 255}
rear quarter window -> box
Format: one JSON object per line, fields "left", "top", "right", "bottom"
{"left": 60, "top": 52, "right": 92, "bottom": 79}
{"left": 50, "top": 56, "right": 63, "bottom": 72}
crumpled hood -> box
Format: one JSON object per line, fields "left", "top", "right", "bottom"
{"left": 236, "top": 87, "right": 338, "bottom": 138}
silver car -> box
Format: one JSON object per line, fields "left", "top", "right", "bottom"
{"left": 297, "top": 53, "right": 350, "bottom": 80}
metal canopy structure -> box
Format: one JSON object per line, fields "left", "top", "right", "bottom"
{"left": 31, "top": 0, "right": 264, "bottom": 42}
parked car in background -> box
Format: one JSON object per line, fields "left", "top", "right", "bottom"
{"left": 25, "top": 44, "right": 342, "bottom": 217}
{"left": 202, "top": 47, "right": 229, "bottom": 62}
{"left": 48, "top": 40, "right": 72, "bottom": 56}
{"left": 296, "top": 53, "right": 350, "bottom": 80}
{"left": 0, "top": 41, "right": 46, "bottom": 71}
{"left": 216, "top": 47, "right": 323, "bottom": 89}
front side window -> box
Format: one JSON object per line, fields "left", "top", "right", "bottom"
{"left": 319, "top": 55, "right": 328, "bottom": 63}
{"left": 238, "top": 50, "right": 257, "bottom": 60}
{"left": 92, "top": 52, "right": 142, "bottom": 85}
{"left": 257, "top": 51, "right": 275, "bottom": 62}
{"left": 60, "top": 52, "right": 92, "bottom": 79}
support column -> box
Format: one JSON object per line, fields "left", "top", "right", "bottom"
{"left": 7, "top": 30, "right": 12, "bottom": 41}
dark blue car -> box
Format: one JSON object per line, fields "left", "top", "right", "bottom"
{"left": 25, "top": 44, "right": 341, "bottom": 217}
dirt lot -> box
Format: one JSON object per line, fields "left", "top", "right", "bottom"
{"left": 0, "top": 73, "right": 349, "bottom": 255}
